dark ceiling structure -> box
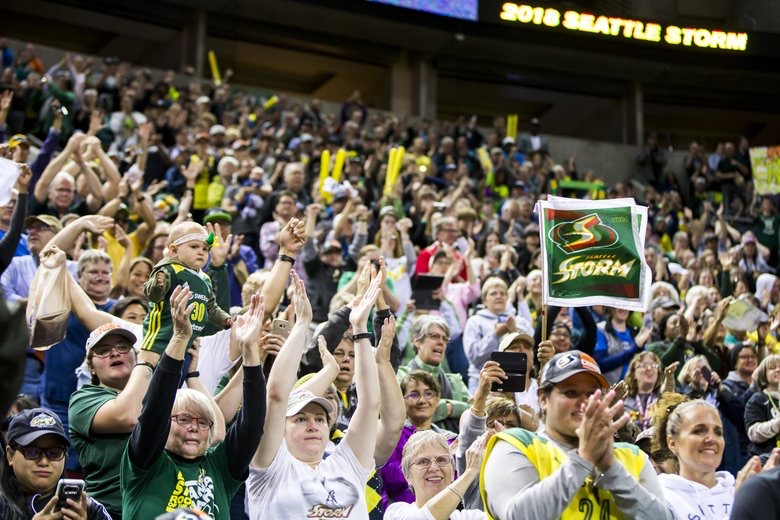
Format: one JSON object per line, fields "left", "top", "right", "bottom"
{"left": 3, "top": 0, "right": 780, "bottom": 148}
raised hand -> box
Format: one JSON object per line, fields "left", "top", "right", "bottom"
{"left": 278, "top": 217, "right": 307, "bottom": 256}
{"left": 88, "top": 110, "right": 106, "bottom": 136}
{"left": 114, "top": 224, "right": 131, "bottom": 248}
{"left": 475, "top": 360, "right": 507, "bottom": 403}
{"left": 537, "top": 340, "right": 555, "bottom": 367}
{"left": 291, "top": 270, "right": 312, "bottom": 324}
{"left": 318, "top": 335, "right": 339, "bottom": 372}
{"left": 0, "top": 90, "right": 13, "bottom": 112}
{"left": 464, "top": 432, "right": 489, "bottom": 472}
{"left": 79, "top": 215, "right": 115, "bottom": 234}
{"left": 39, "top": 244, "right": 67, "bottom": 269}
{"left": 576, "top": 389, "right": 629, "bottom": 471}
{"left": 375, "top": 316, "right": 396, "bottom": 364}
{"left": 170, "top": 285, "right": 195, "bottom": 338}
{"left": 234, "top": 291, "right": 264, "bottom": 343}
{"left": 205, "top": 222, "right": 232, "bottom": 268}
{"left": 350, "top": 271, "right": 382, "bottom": 330}
{"left": 358, "top": 258, "right": 374, "bottom": 294}
{"left": 16, "top": 163, "right": 32, "bottom": 192}
{"left": 138, "top": 121, "right": 153, "bottom": 144}
{"left": 182, "top": 158, "right": 201, "bottom": 182}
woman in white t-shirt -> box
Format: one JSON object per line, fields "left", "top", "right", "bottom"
{"left": 385, "top": 430, "right": 488, "bottom": 520}
{"left": 246, "top": 270, "right": 384, "bottom": 520}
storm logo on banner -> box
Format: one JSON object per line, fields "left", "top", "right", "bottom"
{"left": 549, "top": 214, "right": 618, "bottom": 253}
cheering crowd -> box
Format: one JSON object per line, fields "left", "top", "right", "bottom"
{"left": 0, "top": 41, "right": 779, "bottom": 520}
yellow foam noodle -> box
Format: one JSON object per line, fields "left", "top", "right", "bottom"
{"left": 319, "top": 149, "right": 331, "bottom": 200}
{"left": 478, "top": 146, "right": 493, "bottom": 174}
{"left": 509, "top": 114, "right": 519, "bottom": 139}
{"left": 393, "top": 146, "right": 406, "bottom": 183}
{"left": 263, "top": 95, "right": 279, "bottom": 110}
{"left": 208, "top": 51, "right": 221, "bottom": 86}
{"left": 332, "top": 148, "right": 346, "bottom": 182}
{"left": 384, "top": 148, "right": 398, "bottom": 195}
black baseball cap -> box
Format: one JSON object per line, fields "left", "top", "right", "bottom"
{"left": 7, "top": 408, "right": 70, "bottom": 447}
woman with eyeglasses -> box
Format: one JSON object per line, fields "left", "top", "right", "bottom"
{"left": 0, "top": 407, "right": 111, "bottom": 519}
{"left": 380, "top": 371, "right": 456, "bottom": 509}
{"left": 385, "top": 430, "right": 488, "bottom": 520}
{"left": 623, "top": 352, "right": 676, "bottom": 431}
{"left": 119, "top": 285, "right": 267, "bottom": 519}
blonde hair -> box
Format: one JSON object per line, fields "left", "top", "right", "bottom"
{"left": 677, "top": 355, "right": 709, "bottom": 387}
{"left": 753, "top": 354, "right": 780, "bottom": 391}
{"left": 481, "top": 276, "right": 508, "bottom": 301}
{"left": 172, "top": 388, "right": 218, "bottom": 446}
{"left": 653, "top": 396, "right": 718, "bottom": 463}
{"left": 485, "top": 396, "right": 521, "bottom": 425}
{"left": 241, "top": 270, "right": 271, "bottom": 307}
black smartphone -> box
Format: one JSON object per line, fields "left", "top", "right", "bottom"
{"left": 55, "top": 479, "right": 84, "bottom": 511}
{"left": 700, "top": 366, "right": 714, "bottom": 385}
{"left": 490, "top": 352, "right": 527, "bottom": 393}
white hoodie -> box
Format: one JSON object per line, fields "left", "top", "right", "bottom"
{"left": 658, "top": 471, "right": 735, "bottom": 520}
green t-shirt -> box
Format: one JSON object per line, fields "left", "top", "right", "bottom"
{"left": 120, "top": 442, "right": 241, "bottom": 519}
{"left": 754, "top": 214, "right": 780, "bottom": 250}
{"left": 68, "top": 385, "right": 129, "bottom": 515}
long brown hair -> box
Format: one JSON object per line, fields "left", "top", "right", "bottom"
{"left": 625, "top": 352, "right": 663, "bottom": 397}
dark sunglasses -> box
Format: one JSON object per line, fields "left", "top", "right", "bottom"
{"left": 13, "top": 445, "right": 67, "bottom": 461}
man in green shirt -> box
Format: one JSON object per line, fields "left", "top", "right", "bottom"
{"left": 396, "top": 315, "right": 470, "bottom": 431}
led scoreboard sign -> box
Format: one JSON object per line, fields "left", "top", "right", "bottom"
{"left": 499, "top": 3, "right": 748, "bottom": 51}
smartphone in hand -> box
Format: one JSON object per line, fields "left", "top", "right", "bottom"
{"left": 271, "top": 318, "right": 290, "bottom": 339}
{"left": 490, "top": 352, "right": 527, "bottom": 393}
{"left": 55, "top": 479, "right": 84, "bottom": 511}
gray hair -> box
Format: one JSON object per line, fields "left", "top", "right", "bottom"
{"left": 77, "top": 249, "right": 113, "bottom": 275}
{"left": 432, "top": 216, "right": 456, "bottom": 237}
{"left": 51, "top": 171, "right": 76, "bottom": 189}
{"left": 283, "top": 162, "right": 305, "bottom": 181}
{"left": 401, "top": 430, "right": 450, "bottom": 478}
{"left": 172, "top": 388, "right": 218, "bottom": 447}
{"left": 411, "top": 315, "right": 450, "bottom": 346}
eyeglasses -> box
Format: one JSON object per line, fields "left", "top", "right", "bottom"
{"left": 411, "top": 455, "right": 452, "bottom": 469}
{"left": 551, "top": 331, "right": 571, "bottom": 339}
{"left": 92, "top": 343, "right": 133, "bottom": 358}
{"left": 738, "top": 353, "right": 757, "bottom": 360}
{"left": 28, "top": 223, "right": 53, "bottom": 233}
{"left": 638, "top": 363, "right": 659, "bottom": 370}
{"left": 425, "top": 332, "right": 450, "bottom": 343}
{"left": 14, "top": 445, "right": 67, "bottom": 461}
{"left": 404, "top": 390, "right": 438, "bottom": 402}
{"left": 171, "top": 413, "right": 213, "bottom": 430}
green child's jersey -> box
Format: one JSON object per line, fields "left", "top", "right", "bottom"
{"left": 142, "top": 258, "right": 229, "bottom": 355}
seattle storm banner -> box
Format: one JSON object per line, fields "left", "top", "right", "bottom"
{"left": 536, "top": 196, "right": 652, "bottom": 311}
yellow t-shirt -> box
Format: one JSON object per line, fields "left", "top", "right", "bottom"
{"left": 102, "top": 231, "right": 144, "bottom": 283}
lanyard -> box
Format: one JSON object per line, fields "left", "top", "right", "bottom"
{"left": 634, "top": 393, "right": 657, "bottom": 430}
